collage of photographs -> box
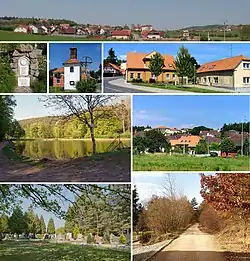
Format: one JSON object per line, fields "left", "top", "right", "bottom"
{"left": 0, "top": 1, "right": 250, "bottom": 261}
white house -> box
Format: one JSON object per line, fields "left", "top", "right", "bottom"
{"left": 41, "top": 25, "right": 48, "bottom": 34}
{"left": 29, "top": 25, "right": 39, "bottom": 34}
{"left": 14, "top": 25, "right": 29, "bottom": 33}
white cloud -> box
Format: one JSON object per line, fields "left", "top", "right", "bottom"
{"left": 119, "top": 54, "right": 127, "bottom": 60}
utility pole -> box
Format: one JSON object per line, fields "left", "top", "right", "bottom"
{"left": 193, "top": 63, "right": 196, "bottom": 85}
{"left": 241, "top": 119, "right": 244, "bottom": 156}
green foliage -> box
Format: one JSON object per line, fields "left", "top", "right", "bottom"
{"left": 145, "top": 130, "right": 171, "bottom": 153}
{"left": 220, "top": 138, "right": 236, "bottom": 155}
{"left": 73, "top": 224, "right": 80, "bottom": 240}
{"left": 190, "top": 126, "right": 212, "bottom": 135}
{"left": 9, "top": 206, "right": 27, "bottom": 235}
{"left": 40, "top": 215, "right": 46, "bottom": 235}
{"left": 47, "top": 218, "right": 55, "bottom": 234}
{"left": 119, "top": 234, "right": 126, "bottom": 244}
{"left": 241, "top": 25, "right": 250, "bottom": 40}
{"left": 76, "top": 78, "right": 97, "bottom": 93}
{"left": 0, "top": 213, "right": 9, "bottom": 234}
{"left": 103, "top": 231, "right": 110, "bottom": 244}
{"left": 195, "top": 139, "right": 208, "bottom": 154}
{"left": 210, "top": 142, "right": 220, "bottom": 151}
{"left": 133, "top": 136, "right": 146, "bottom": 153}
{"left": 133, "top": 186, "right": 142, "bottom": 229}
{"left": 0, "top": 96, "right": 16, "bottom": 140}
{"left": 0, "top": 56, "right": 16, "bottom": 93}
{"left": 221, "top": 122, "right": 250, "bottom": 133}
{"left": 148, "top": 52, "right": 164, "bottom": 79}
{"left": 87, "top": 233, "right": 94, "bottom": 244}
{"left": 55, "top": 227, "right": 66, "bottom": 235}
{"left": 174, "top": 46, "right": 198, "bottom": 83}
{"left": 103, "top": 48, "right": 123, "bottom": 66}
{"left": 7, "top": 119, "right": 25, "bottom": 138}
{"left": 24, "top": 208, "right": 40, "bottom": 235}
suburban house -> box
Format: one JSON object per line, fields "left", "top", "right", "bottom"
{"left": 169, "top": 135, "right": 202, "bottom": 154}
{"left": 14, "top": 25, "right": 31, "bottom": 33}
{"left": 103, "top": 63, "right": 122, "bottom": 76}
{"left": 141, "top": 25, "right": 153, "bottom": 31}
{"left": 182, "top": 30, "right": 189, "bottom": 38}
{"left": 126, "top": 51, "right": 179, "bottom": 83}
{"left": 111, "top": 30, "right": 132, "bottom": 39}
{"left": 197, "top": 55, "right": 250, "bottom": 91}
{"left": 52, "top": 47, "right": 89, "bottom": 90}
{"left": 143, "top": 30, "right": 164, "bottom": 39}
{"left": 154, "top": 126, "right": 181, "bottom": 135}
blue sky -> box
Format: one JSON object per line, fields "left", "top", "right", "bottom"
{"left": 133, "top": 95, "right": 250, "bottom": 129}
{"left": 20, "top": 188, "right": 75, "bottom": 229}
{"left": 104, "top": 43, "right": 250, "bottom": 65}
{"left": 133, "top": 173, "right": 203, "bottom": 205}
{"left": 49, "top": 43, "right": 101, "bottom": 71}
{"left": 1, "top": 0, "right": 250, "bottom": 29}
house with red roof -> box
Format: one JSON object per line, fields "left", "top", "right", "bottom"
{"left": 103, "top": 63, "right": 122, "bottom": 76}
{"left": 14, "top": 25, "right": 31, "bottom": 33}
{"left": 111, "top": 30, "right": 131, "bottom": 40}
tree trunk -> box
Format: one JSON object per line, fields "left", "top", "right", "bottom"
{"left": 90, "top": 127, "right": 96, "bottom": 154}
{"left": 122, "top": 119, "right": 126, "bottom": 134}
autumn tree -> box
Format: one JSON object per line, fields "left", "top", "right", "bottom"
{"left": 41, "top": 95, "right": 115, "bottom": 154}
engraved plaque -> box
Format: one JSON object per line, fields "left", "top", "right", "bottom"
{"left": 18, "top": 77, "right": 30, "bottom": 87}
{"left": 18, "top": 57, "right": 29, "bottom": 76}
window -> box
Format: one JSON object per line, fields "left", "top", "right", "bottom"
{"left": 166, "top": 74, "right": 170, "bottom": 80}
{"left": 243, "top": 77, "right": 250, "bottom": 84}
{"left": 243, "top": 63, "right": 250, "bottom": 69}
{"left": 56, "top": 78, "right": 60, "bottom": 84}
{"left": 70, "top": 66, "right": 74, "bottom": 73}
{"left": 130, "top": 73, "right": 134, "bottom": 79}
{"left": 70, "top": 81, "right": 75, "bottom": 85}
{"left": 214, "top": 77, "right": 218, "bottom": 84}
{"left": 137, "top": 73, "right": 141, "bottom": 79}
{"left": 173, "top": 74, "right": 176, "bottom": 79}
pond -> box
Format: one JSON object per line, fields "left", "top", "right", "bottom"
{"left": 15, "top": 139, "right": 131, "bottom": 160}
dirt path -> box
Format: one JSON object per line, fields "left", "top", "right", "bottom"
{"left": 150, "top": 224, "right": 225, "bottom": 261}
{"left": 0, "top": 145, "right": 131, "bottom": 182}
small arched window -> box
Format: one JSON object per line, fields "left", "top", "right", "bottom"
{"left": 70, "top": 66, "right": 74, "bottom": 73}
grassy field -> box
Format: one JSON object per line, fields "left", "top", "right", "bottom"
{"left": 132, "top": 83, "right": 229, "bottom": 93}
{"left": 133, "top": 154, "right": 250, "bottom": 171}
{"left": 0, "top": 240, "right": 130, "bottom": 261}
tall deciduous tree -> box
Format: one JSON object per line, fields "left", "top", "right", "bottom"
{"left": 220, "top": 137, "right": 236, "bottom": 156}
{"left": 7, "top": 119, "right": 25, "bottom": 138}
{"left": 149, "top": 52, "right": 164, "bottom": 81}
{"left": 195, "top": 139, "right": 209, "bottom": 154}
{"left": 41, "top": 95, "right": 115, "bottom": 154}
{"left": 40, "top": 215, "right": 46, "bottom": 235}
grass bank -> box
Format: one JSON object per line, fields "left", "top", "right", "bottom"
{"left": 132, "top": 83, "right": 228, "bottom": 93}
{"left": 133, "top": 154, "right": 250, "bottom": 171}
{"left": 0, "top": 240, "right": 130, "bottom": 261}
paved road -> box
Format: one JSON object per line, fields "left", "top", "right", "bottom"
{"left": 150, "top": 224, "right": 225, "bottom": 261}
{"left": 104, "top": 77, "right": 193, "bottom": 93}
{"left": 104, "top": 77, "right": 149, "bottom": 93}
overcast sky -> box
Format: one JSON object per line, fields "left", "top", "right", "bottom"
{"left": 1, "top": 0, "right": 249, "bottom": 29}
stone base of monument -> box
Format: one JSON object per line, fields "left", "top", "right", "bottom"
{"left": 15, "top": 86, "right": 33, "bottom": 93}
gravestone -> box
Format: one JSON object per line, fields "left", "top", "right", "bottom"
{"left": 66, "top": 232, "right": 72, "bottom": 241}
{"left": 18, "top": 56, "right": 30, "bottom": 88}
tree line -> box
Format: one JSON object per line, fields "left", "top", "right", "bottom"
{"left": 0, "top": 207, "right": 55, "bottom": 239}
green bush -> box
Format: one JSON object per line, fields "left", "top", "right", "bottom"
{"left": 76, "top": 78, "right": 97, "bottom": 93}
{"left": 87, "top": 233, "right": 94, "bottom": 244}
{"left": 0, "top": 56, "right": 16, "bottom": 93}
{"left": 103, "top": 231, "right": 110, "bottom": 244}
{"left": 119, "top": 234, "right": 126, "bottom": 244}
{"left": 36, "top": 234, "right": 43, "bottom": 239}
{"left": 139, "top": 231, "right": 152, "bottom": 244}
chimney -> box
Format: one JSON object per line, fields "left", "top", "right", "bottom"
{"left": 70, "top": 48, "right": 77, "bottom": 59}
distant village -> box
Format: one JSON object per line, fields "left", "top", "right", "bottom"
{"left": 0, "top": 16, "right": 243, "bottom": 40}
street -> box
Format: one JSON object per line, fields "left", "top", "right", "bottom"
{"left": 150, "top": 224, "right": 225, "bottom": 261}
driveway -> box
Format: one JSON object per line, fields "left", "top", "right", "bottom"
{"left": 150, "top": 224, "right": 225, "bottom": 261}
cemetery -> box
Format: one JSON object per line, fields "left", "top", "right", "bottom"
{"left": 0, "top": 43, "right": 47, "bottom": 93}
{"left": 0, "top": 184, "right": 131, "bottom": 261}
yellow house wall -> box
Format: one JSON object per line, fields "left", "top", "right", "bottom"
{"left": 127, "top": 69, "right": 178, "bottom": 83}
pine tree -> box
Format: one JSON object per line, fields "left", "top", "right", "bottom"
{"left": 40, "top": 215, "right": 46, "bottom": 235}
{"left": 47, "top": 218, "right": 55, "bottom": 234}
{"left": 133, "top": 186, "right": 142, "bottom": 229}
{"left": 9, "top": 206, "right": 27, "bottom": 237}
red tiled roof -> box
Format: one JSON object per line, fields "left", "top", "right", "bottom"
{"left": 112, "top": 30, "right": 131, "bottom": 36}
{"left": 63, "top": 58, "right": 81, "bottom": 64}
{"left": 197, "top": 55, "right": 250, "bottom": 73}
{"left": 108, "top": 63, "right": 122, "bottom": 71}
{"left": 53, "top": 67, "right": 64, "bottom": 73}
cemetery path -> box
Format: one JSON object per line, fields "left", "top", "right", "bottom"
{"left": 0, "top": 147, "right": 130, "bottom": 182}
{"left": 150, "top": 224, "right": 225, "bottom": 261}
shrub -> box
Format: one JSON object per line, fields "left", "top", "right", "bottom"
{"left": 139, "top": 231, "right": 152, "bottom": 244}
{"left": 210, "top": 152, "right": 218, "bottom": 157}
{"left": 119, "top": 234, "right": 126, "bottom": 244}
{"left": 87, "top": 233, "right": 94, "bottom": 244}
{"left": 149, "top": 78, "right": 156, "bottom": 83}
{"left": 0, "top": 56, "right": 16, "bottom": 93}
{"left": 103, "top": 231, "right": 110, "bottom": 244}
{"left": 76, "top": 78, "right": 97, "bottom": 93}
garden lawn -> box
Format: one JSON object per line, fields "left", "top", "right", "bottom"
{"left": 133, "top": 154, "right": 250, "bottom": 171}
{"left": 132, "top": 83, "right": 228, "bottom": 93}
{"left": 0, "top": 240, "right": 130, "bottom": 261}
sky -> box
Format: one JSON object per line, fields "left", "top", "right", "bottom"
{"left": 133, "top": 173, "right": 203, "bottom": 206}
{"left": 49, "top": 43, "right": 101, "bottom": 71}
{"left": 1, "top": 0, "right": 250, "bottom": 29}
{"left": 21, "top": 187, "right": 76, "bottom": 229}
{"left": 104, "top": 43, "right": 250, "bottom": 65}
{"left": 133, "top": 95, "right": 250, "bottom": 129}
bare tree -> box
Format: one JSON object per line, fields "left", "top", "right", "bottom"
{"left": 40, "top": 95, "right": 115, "bottom": 154}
